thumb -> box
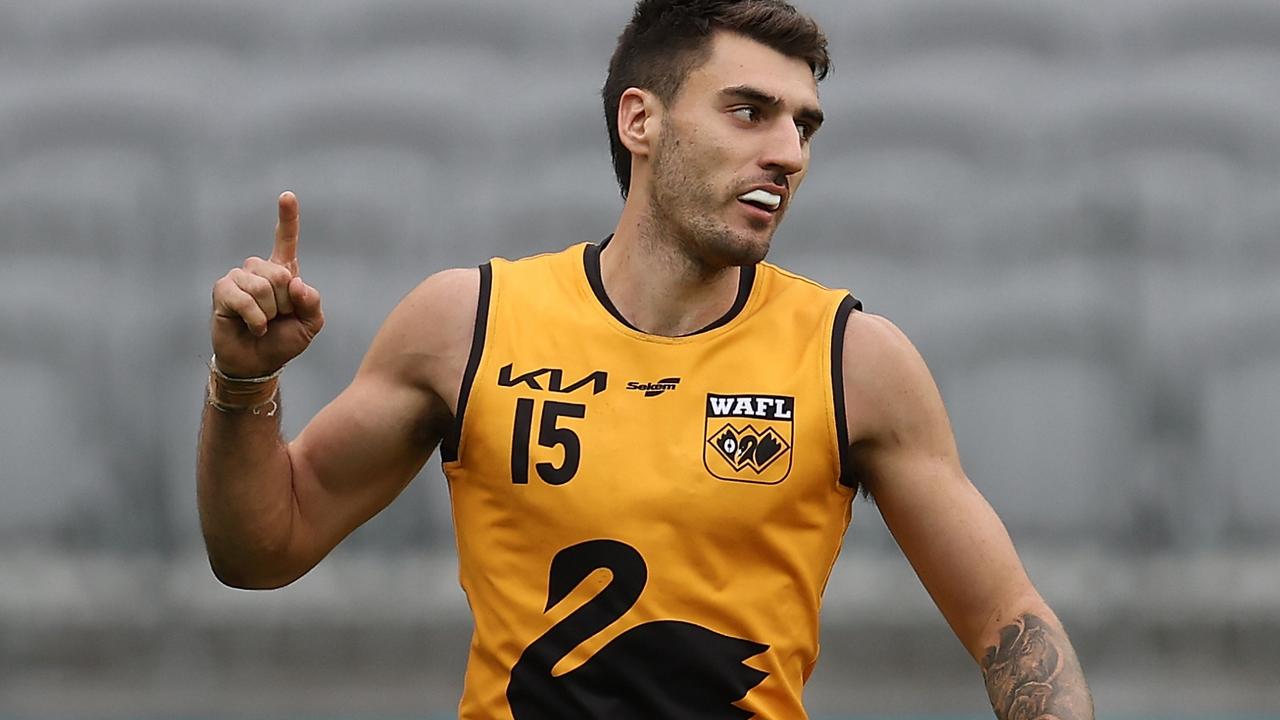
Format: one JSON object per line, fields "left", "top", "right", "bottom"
{"left": 271, "top": 191, "right": 300, "bottom": 275}
{"left": 288, "top": 276, "right": 325, "bottom": 335}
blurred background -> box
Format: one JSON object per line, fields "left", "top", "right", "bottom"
{"left": 1, "top": 0, "right": 1278, "bottom": 717}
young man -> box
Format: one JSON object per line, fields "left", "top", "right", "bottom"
{"left": 198, "top": 1, "right": 1094, "bottom": 717}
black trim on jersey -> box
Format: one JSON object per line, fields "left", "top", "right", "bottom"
{"left": 831, "top": 294, "right": 863, "bottom": 492}
{"left": 697, "top": 262, "right": 755, "bottom": 334}
{"left": 441, "top": 262, "right": 493, "bottom": 463}
{"left": 583, "top": 237, "right": 756, "bottom": 337}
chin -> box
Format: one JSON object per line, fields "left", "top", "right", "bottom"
{"left": 713, "top": 231, "right": 771, "bottom": 267}
{"left": 671, "top": 210, "right": 774, "bottom": 269}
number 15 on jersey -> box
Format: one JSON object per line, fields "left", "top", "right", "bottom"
{"left": 511, "top": 399, "right": 587, "bottom": 486}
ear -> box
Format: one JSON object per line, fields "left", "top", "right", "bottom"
{"left": 617, "top": 87, "right": 660, "bottom": 160}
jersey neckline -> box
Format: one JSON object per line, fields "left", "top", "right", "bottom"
{"left": 582, "top": 237, "right": 758, "bottom": 339}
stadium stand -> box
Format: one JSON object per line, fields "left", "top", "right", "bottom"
{"left": 1182, "top": 278, "right": 1280, "bottom": 543}
{"left": 299, "top": 0, "right": 628, "bottom": 64}
{"left": 1050, "top": 85, "right": 1280, "bottom": 180}
{"left": 1128, "top": 0, "right": 1280, "bottom": 60}
{"left": 36, "top": 0, "right": 293, "bottom": 60}
{"left": 1231, "top": 182, "right": 1280, "bottom": 263}
{"left": 0, "top": 73, "right": 209, "bottom": 170}
{"left": 0, "top": 148, "right": 169, "bottom": 263}
{"left": 785, "top": 57, "right": 1045, "bottom": 263}
{"left": 921, "top": 274, "right": 1137, "bottom": 539}
{"left": 0, "top": 0, "right": 1273, "bottom": 555}
{"left": 3, "top": 1, "right": 1280, "bottom": 715}
{"left": 819, "top": 0, "right": 1101, "bottom": 65}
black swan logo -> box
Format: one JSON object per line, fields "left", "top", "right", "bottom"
{"left": 506, "top": 539, "right": 769, "bottom": 719}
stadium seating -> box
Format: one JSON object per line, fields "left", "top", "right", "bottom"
{"left": 1128, "top": 0, "right": 1280, "bottom": 60}
{"left": 35, "top": 0, "right": 292, "bottom": 59}
{"left": 0, "top": 71, "right": 209, "bottom": 169}
{"left": 818, "top": 0, "right": 1100, "bottom": 64}
{"left": 0, "top": 148, "right": 170, "bottom": 262}
{"left": 0, "top": 251, "right": 168, "bottom": 547}
{"left": 0, "top": 360, "right": 111, "bottom": 542}
{"left": 1202, "top": 345, "right": 1280, "bottom": 542}
{"left": 1175, "top": 276, "right": 1280, "bottom": 542}
{"left": 2, "top": 7, "right": 1279, "bottom": 715}
{"left": 1229, "top": 182, "right": 1280, "bottom": 263}
{"left": 296, "top": 0, "right": 628, "bottom": 64}
{"left": 0, "top": 0, "right": 1277, "bottom": 556}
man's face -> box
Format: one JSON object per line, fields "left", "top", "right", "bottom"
{"left": 647, "top": 31, "right": 823, "bottom": 268}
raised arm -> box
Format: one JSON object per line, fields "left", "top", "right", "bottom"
{"left": 841, "top": 312, "right": 1093, "bottom": 719}
{"left": 197, "top": 191, "right": 477, "bottom": 589}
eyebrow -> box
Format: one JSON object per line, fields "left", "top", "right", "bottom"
{"left": 719, "top": 84, "right": 825, "bottom": 129}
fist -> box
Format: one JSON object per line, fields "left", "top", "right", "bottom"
{"left": 211, "top": 192, "right": 325, "bottom": 378}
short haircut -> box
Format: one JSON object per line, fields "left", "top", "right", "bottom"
{"left": 602, "top": 0, "right": 831, "bottom": 198}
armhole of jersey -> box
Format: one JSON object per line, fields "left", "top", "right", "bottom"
{"left": 440, "top": 262, "right": 493, "bottom": 463}
{"left": 831, "top": 293, "right": 862, "bottom": 491}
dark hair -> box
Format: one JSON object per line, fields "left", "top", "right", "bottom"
{"left": 602, "top": 0, "right": 830, "bottom": 198}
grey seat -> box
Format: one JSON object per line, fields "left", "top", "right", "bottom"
{"left": 37, "top": 0, "right": 293, "bottom": 60}
{"left": 823, "top": 0, "right": 1099, "bottom": 65}
{"left": 1148, "top": 274, "right": 1280, "bottom": 545}
{"left": 786, "top": 155, "right": 989, "bottom": 264}
{"left": 0, "top": 73, "right": 214, "bottom": 271}
{"left": 1198, "top": 316, "right": 1280, "bottom": 543}
{"left": 298, "top": 0, "right": 628, "bottom": 64}
{"left": 0, "top": 253, "right": 166, "bottom": 549}
{"left": 0, "top": 74, "right": 208, "bottom": 158}
{"left": 921, "top": 277, "right": 1136, "bottom": 542}
{"left": 1038, "top": 75, "right": 1279, "bottom": 269}
{"left": 198, "top": 61, "right": 496, "bottom": 266}
{"left": 826, "top": 58, "right": 1043, "bottom": 174}
{"left": 1127, "top": 0, "right": 1280, "bottom": 59}
{"left": 0, "top": 147, "right": 173, "bottom": 265}
{"left": 1226, "top": 182, "right": 1280, "bottom": 266}
{"left": 1043, "top": 78, "right": 1280, "bottom": 181}
{"left": 0, "top": 359, "right": 115, "bottom": 544}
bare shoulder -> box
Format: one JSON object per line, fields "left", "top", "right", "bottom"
{"left": 840, "top": 311, "right": 949, "bottom": 447}
{"left": 361, "top": 267, "right": 482, "bottom": 415}
{"left": 390, "top": 266, "right": 481, "bottom": 341}
{"left": 842, "top": 311, "right": 932, "bottom": 397}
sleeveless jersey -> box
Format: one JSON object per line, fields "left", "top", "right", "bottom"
{"left": 440, "top": 241, "right": 862, "bottom": 719}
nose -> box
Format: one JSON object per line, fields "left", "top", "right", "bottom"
{"left": 759, "top": 119, "right": 805, "bottom": 178}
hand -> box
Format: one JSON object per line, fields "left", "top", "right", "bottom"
{"left": 211, "top": 192, "right": 325, "bottom": 378}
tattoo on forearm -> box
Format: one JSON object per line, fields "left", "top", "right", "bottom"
{"left": 980, "top": 613, "right": 1094, "bottom": 720}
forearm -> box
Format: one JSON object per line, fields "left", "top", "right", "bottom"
{"left": 196, "top": 393, "right": 301, "bottom": 589}
{"left": 978, "top": 604, "right": 1093, "bottom": 720}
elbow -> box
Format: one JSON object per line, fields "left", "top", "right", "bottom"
{"left": 206, "top": 552, "right": 302, "bottom": 591}
{"left": 969, "top": 590, "right": 1055, "bottom": 661}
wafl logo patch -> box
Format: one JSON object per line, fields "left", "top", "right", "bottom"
{"left": 704, "top": 394, "right": 795, "bottom": 485}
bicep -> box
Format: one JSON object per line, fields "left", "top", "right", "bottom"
{"left": 281, "top": 267, "right": 477, "bottom": 571}
{"left": 287, "top": 367, "right": 445, "bottom": 563}
{"left": 846, "top": 314, "right": 1037, "bottom": 660}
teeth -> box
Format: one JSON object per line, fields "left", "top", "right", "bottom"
{"left": 738, "top": 189, "right": 781, "bottom": 210}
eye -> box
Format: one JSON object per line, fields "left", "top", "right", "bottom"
{"left": 796, "top": 123, "right": 815, "bottom": 143}
{"left": 731, "top": 106, "right": 761, "bottom": 123}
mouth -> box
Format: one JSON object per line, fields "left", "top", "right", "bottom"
{"left": 737, "top": 188, "right": 783, "bottom": 214}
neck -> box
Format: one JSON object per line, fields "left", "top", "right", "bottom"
{"left": 602, "top": 197, "right": 743, "bottom": 337}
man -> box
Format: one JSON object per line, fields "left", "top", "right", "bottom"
{"left": 198, "top": 1, "right": 1094, "bottom": 717}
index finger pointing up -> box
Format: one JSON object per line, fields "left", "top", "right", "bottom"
{"left": 272, "top": 191, "right": 300, "bottom": 274}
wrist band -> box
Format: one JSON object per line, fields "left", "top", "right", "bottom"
{"left": 206, "top": 355, "right": 282, "bottom": 416}
{"left": 206, "top": 375, "right": 280, "bottom": 416}
{"left": 209, "top": 354, "right": 285, "bottom": 383}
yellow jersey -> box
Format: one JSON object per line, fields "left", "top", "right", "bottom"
{"left": 440, "top": 240, "right": 862, "bottom": 719}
